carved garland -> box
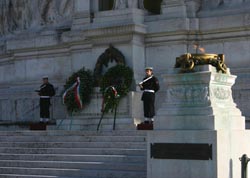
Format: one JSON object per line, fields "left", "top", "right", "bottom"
{"left": 94, "top": 45, "right": 125, "bottom": 86}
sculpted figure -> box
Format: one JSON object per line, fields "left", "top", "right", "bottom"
{"left": 113, "top": 0, "right": 145, "bottom": 9}
{"left": 0, "top": 0, "right": 73, "bottom": 36}
{"left": 114, "top": 0, "right": 127, "bottom": 9}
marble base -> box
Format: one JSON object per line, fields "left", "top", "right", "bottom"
{"left": 148, "top": 130, "right": 250, "bottom": 178}
{"left": 148, "top": 65, "right": 249, "bottom": 178}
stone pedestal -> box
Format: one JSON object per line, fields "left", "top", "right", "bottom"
{"left": 88, "top": 8, "right": 146, "bottom": 85}
{"left": 161, "top": 0, "right": 187, "bottom": 18}
{"left": 147, "top": 65, "right": 250, "bottom": 178}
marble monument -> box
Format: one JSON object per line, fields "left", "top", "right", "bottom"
{"left": 0, "top": 0, "right": 249, "bottom": 129}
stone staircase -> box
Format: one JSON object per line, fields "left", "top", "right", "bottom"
{"left": 0, "top": 130, "right": 147, "bottom": 178}
{"left": 55, "top": 117, "right": 140, "bottom": 131}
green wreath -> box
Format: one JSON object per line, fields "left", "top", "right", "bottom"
{"left": 100, "top": 64, "right": 133, "bottom": 113}
{"left": 63, "top": 67, "right": 94, "bottom": 113}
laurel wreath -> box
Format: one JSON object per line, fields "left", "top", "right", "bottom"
{"left": 63, "top": 67, "right": 94, "bottom": 113}
{"left": 100, "top": 65, "right": 133, "bottom": 113}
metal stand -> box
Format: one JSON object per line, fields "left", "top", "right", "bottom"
{"left": 240, "top": 154, "right": 250, "bottom": 178}
{"left": 97, "top": 111, "right": 105, "bottom": 131}
{"left": 97, "top": 103, "right": 118, "bottom": 131}
{"left": 56, "top": 113, "right": 74, "bottom": 130}
{"left": 112, "top": 104, "right": 118, "bottom": 130}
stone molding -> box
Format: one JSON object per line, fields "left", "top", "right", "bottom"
{"left": 86, "top": 24, "right": 146, "bottom": 45}
{"left": 86, "top": 24, "right": 146, "bottom": 37}
{"left": 156, "top": 65, "right": 244, "bottom": 130}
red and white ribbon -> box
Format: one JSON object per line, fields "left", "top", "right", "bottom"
{"left": 62, "top": 77, "right": 83, "bottom": 109}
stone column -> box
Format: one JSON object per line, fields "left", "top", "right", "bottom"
{"left": 185, "top": 0, "right": 201, "bottom": 18}
{"left": 72, "top": 0, "right": 91, "bottom": 30}
{"left": 161, "top": 0, "right": 187, "bottom": 18}
{"left": 148, "top": 65, "right": 250, "bottom": 178}
{"left": 90, "top": 0, "right": 146, "bottom": 92}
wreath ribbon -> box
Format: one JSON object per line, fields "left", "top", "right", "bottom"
{"left": 62, "top": 77, "right": 83, "bottom": 109}
{"left": 101, "top": 86, "right": 119, "bottom": 112}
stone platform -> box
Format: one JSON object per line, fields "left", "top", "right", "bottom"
{"left": 148, "top": 65, "right": 250, "bottom": 178}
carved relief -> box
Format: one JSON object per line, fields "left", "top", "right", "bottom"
{"left": 211, "top": 87, "right": 231, "bottom": 100}
{"left": 167, "top": 86, "right": 209, "bottom": 104}
{"left": 244, "top": 13, "right": 250, "bottom": 26}
{"left": 0, "top": 0, "right": 73, "bottom": 36}
{"left": 93, "top": 45, "right": 126, "bottom": 86}
{"left": 162, "top": 0, "right": 185, "bottom": 6}
{"left": 201, "top": 0, "right": 250, "bottom": 9}
{"left": 202, "top": 0, "right": 225, "bottom": 9}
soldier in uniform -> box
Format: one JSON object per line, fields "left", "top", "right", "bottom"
{"left": 139, "top": 67, "right": 160, "bottom": 123}
{"left": 36, "top": 76, "right": 55, "bottom": 123}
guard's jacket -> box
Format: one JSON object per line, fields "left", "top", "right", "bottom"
{"left": 39, "top": 83, "right": 55, "bottom": 97}
{"left": 140, "top": 75, "right": 160, "bottom": 118}
{"left": 38, "top": 83, "right": 55, "bottom": 119}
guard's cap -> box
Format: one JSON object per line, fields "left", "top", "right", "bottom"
{"left": 42, "top": 75, "right": 48, "bottom": 79}
{"left": 145, "top": 67, "right": 153, "bottom": 71}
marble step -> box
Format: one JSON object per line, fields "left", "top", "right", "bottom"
{"left": 0, "top": 160, "right": 146, "bottom": 171}
{"left": 0, "top": 135, "right": 146, "bottom": 142}
{"left": 0, "top": 174, "right": 59, "bottom": 178}
{"left": 0, "top": 153, "right": 146, "bottom": 163}
{"left": 0, "top": 130, "right": 147, "bottom": 136}
{"left": 54, "top": 117, "right": 136, "bottom": 131}
{"left": 0, "top": 141, "right": 146, "bottom": 149}
{"left": 0, "top": 167, "right": 146, "bottom": 178}
{"left": 53, "top": 123, "right": 136, "bottom": 131}
{"left": 56, "top": 117, "right": 134, "bottom": 125}
{"left": 0, "top": 130, "right": 147, "bottom": 178}
{"left": 0, "top": 147, "right": 146, "bottom": 156}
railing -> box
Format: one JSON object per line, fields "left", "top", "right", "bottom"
{"left": 240, "top": 154, "right": 250, "bottom": 178}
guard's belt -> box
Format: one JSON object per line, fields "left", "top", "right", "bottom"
{"left": 144, "top": 89, "right": 155, "bottom": 93}
{"left": 40, "top": 96, "right": 50, "bottom": 98}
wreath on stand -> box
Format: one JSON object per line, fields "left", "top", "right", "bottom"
{"left": 62, "top": 67, "right": 94, "bottom": 114}
{"left": 97, "top": 64, "right": 133, "bottom": 130}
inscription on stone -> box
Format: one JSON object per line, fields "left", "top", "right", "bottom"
{"left": 150, "top": 143, "right": 212, "bottom": 160}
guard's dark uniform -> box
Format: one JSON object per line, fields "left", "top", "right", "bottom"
{"left": 39, "top": 83, "right": 55, "bottom": 120}
{"left": 141, "top": 76, "right": 160, "bottom": 118}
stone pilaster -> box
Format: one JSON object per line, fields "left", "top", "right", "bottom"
{"left": 161, "top": 0, "right": 187, "bottom": 18}
{"left": 90, "top": 2, "right": 147, "bottom": 89}
{"left": 72, "top": 0, "right": 91, "bottom": 30}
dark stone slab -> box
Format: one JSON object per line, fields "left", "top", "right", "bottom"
{"left": 151, "top": 143, "right": 212, "bottom": 160}
{"left": 137, "top": 123, "right": 153, "bottom": 130}
{"left": 29, "top": 123, "right": 47, "bottom": 130}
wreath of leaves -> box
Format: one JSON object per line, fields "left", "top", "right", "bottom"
{"left": 100, "top": 65, "right": 133, "bottom": 113}
{"left": 63, "top": 67, "right": 94, "bottom": 113}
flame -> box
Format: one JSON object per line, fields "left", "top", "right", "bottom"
{"left": 193, "top": 44, "right": 206, "bottom": 53}
{"left": 199, "top": 47, "right": 205, "bottom": 53}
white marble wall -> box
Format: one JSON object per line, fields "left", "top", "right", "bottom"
{"left": 0, "top": 0, "right": 249, "bottom": 127}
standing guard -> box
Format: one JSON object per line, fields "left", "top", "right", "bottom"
{"left": 36, "top": 76, "right": 55, "bottom": 124}
{"left": 139, "top": 67, "right": 160, "bottom": 124}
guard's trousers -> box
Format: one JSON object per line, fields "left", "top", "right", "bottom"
{"left": 40, "top": 98, "right": 50, "bottom": 118}
{"left": 141, "top": 92, "right": 155, "bottom": 118}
